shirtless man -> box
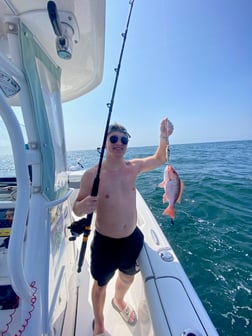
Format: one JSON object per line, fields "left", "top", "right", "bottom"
{"left": 73, "top": 117, "right": 173, "bottom": 336}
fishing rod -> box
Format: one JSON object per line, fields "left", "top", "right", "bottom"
{"left": 69, "top": 0, "right": 135, "bottom": 273}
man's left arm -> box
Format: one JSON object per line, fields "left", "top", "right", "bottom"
{"left": 132, "top": 118, "right": 174, "bottom": 173}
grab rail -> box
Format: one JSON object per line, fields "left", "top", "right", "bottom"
{"left": 45, "top": 189, "right": 73, "bottom": 208}
{"left": 0, "top": 91, "right": 32, "bottom": 301}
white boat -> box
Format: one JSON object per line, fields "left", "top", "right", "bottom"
{"left": 0, "top": 1, "right": 219, "bottom": 335}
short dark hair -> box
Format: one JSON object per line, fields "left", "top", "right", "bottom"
{"left": 107, "top": 123, "right": 131, "bottom": 138}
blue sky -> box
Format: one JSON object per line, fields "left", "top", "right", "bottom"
{"left": 63, "top": 0, "right": 252, "bottom": 150}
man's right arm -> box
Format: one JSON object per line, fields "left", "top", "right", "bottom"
{"left": 73, "top": 169, "right": 98, "bottom": 217}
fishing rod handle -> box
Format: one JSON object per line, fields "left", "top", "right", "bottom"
{"left": 77, "top": 235, "right": 88, "bottom": 272}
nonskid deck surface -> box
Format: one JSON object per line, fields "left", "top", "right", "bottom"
{"left": 74, "top": 232, "right": 152, "bottom": 336}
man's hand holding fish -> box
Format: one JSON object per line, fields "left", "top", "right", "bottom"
{"left": 159, "top": 118, "right": 174, "bottom": 161}
{"left": 160, "top": 118, "right": 174, "bottom": 139}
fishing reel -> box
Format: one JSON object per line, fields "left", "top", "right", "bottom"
{"left": 68, "top": 217, "right": 91, "bottom": 241}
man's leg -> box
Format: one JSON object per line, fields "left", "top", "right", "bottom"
{"left": 112, "top": 271, "right": 136, "bottom": 323}
{"left": 92, "top": 280, "right": 107, "bottom": 335}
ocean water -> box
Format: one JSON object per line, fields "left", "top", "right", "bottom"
{"left": 68, "top": 140, "right": 252, "bottom": 336}
{"left": 1, "top": 140, "right": 251, "bottom": 335}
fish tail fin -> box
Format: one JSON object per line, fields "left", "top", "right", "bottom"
{"left": 163, "top": 205, "right": 175, "bottom": 219}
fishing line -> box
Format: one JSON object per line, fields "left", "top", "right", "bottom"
{"left": 69, "top": 0, "right": 136, "bottom": 273}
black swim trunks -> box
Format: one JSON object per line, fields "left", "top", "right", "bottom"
{"left": 90, "top": 226, "right": 144, "bottom": 287}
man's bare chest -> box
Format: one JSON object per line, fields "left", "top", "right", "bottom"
{"left": 99, "top": 170, "right": 136, "bottom": 197}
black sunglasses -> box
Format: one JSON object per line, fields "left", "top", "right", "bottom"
{"left": 109, "top": 135, "right": 129, "bottom": 145}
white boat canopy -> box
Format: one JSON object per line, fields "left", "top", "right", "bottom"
{"left": 0, "top": 0, "right": 105, "bottom": 103}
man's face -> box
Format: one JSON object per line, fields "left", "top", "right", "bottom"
{"left": 106, "top": 131, "right": 129, "bottom": 156}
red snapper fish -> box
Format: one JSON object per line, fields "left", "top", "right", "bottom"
{"left": 159, "top": 165, "right": 184, "bottom": 219}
